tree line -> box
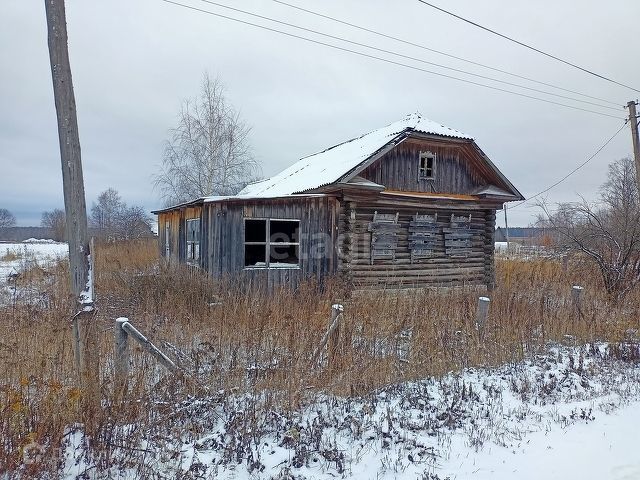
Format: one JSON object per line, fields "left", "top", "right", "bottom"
{"left": 41, "top": 188, "right": 154, "bottom": 242}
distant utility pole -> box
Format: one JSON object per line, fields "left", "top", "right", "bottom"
{"left": 627, "top": 100, "right": 640, "bottom": 193}
{"left": 45, "top": 0, "right": 98, "bottom": 414}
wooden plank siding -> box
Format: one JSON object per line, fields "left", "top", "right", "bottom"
{"left": 359, "top": 138, "right": 494, "bottom": 195}
{"left": 157, "top": 205, "right": 203, "bottom": 264}
{"left": 157, "top": 197, "right": 341, "bottom": 290}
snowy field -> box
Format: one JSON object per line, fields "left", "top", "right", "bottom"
{"left": 0, "top": 240, "right": 68, "bottom": 304}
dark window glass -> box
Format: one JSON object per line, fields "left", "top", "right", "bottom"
{"left": 245, "top": 244, "right": 267, "bottom": 267}
{"left": 245, "top": 219, "right": 267, "bottom": 243}
{"left": 269, "top": 244, "right": 299, "bottom": 265}
{"left": 270, "top": 220, "right": 299, "bottom": 243}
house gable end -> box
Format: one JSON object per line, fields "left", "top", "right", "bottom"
{"left": 343, "top": 134, "right": 521, "bottom": 199}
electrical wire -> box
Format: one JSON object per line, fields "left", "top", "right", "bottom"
{"left": 509, "top": 121, "right": 629, "bottom": 209}
{"left": 272, "top": 0, "right": 621, "bottom": 107}
{"left": 159, "top": 0, "right": 624, "bottom": 120}
{"left": 194, "top": 0, "right": 620, "bottom": 112}
{"left": 416, "top": 0, "right": 640, "bottom": 94}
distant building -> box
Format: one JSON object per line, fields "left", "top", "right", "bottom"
{"left": 495, "top": 227, "right": 556, "bottom": 246}
{"left": 154, "top": 114, "right": 523, "bottom": 289}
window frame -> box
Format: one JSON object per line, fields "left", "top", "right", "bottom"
{"left": 243, "top": 217, "right": 301, "bottom": 269}
{"left": 164, "top": 223, "right": 170, "bottom": 257}
{"left": 418, "top": 151, "right": 436, "bottom": 180}
{"left": 185, "top": 217, "right": 201, "bottom": 265}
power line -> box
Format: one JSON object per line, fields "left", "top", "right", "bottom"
{"left": 273, "top": 0, "right": 621, "bottom": 107}
{"left": 195, "top": 0, "right": 620, "bottom": 112}
{"left": 159, "top": 0, "right": 624, "bottom": 120}
{"left": 510, "top": 121, "right": 629, "bottom": 210}
{"left": 416, "top": 0, "right": 640, "bottom": 94}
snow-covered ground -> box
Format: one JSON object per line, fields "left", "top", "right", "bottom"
{"left": 443, "top": 400, "right": 640, "bottom": 479}
{"left": 0, "top": 240, "right": 68, "bottom": 304}
{"left": 53, "top": 344, "right": 640, "bottom": 480}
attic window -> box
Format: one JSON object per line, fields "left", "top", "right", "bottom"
{"left": 419, "top": 151, "right": 436, "bottom": 179}
{"left": 244, "top": 218, "right": 300, "bottom": 268}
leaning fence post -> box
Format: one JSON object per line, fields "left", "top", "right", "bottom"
{"left": 475, "top": 296, "right": 490, "bottom": 338}
{"left": 114, "top": 317, "right": 130, "bottom": 391}
{"left": 310, "top": 304, "right": 344, "bottom": 368}
{"left": 572, "top": 285, "right": 584, "bottom": 320}
{"left": 327, "top": 304, "right": 344, "bottom": 367}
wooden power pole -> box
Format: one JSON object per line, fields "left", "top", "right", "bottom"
{"left": 628, "top": 100, "right": 640, "bottom": 193}
{"left": 45, "top": 0, "right": 89, "bottom": 297}
{"left": 44, "top": 0, "right": 98, "bottom": 413}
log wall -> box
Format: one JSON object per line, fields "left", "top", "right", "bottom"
{"left": 339, "top": 201, "right": 497, "bottom": 289}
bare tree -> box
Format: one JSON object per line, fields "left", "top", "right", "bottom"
{"left": 154, "top": 73, "right": 260, "bottom": 205}
{"left": 539, "top": 157, "right": 640, "bottom": 298}
{"left": 117, "top": 205, "right": 154, "bottom": 240}
{"left": 0, "top": 208, "right": 16, "bottom": 228}
{"left": 90, "top": 188, "right": 153, "bottom": 240}
{"left": 41, "top": 209, "right": 66, "bottom": 242}
{"left": 90, "top": 188, "right": 124, "bottom": 233}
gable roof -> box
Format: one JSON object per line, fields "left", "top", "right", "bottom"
{"left": 230, "top": 113, "right": 473, "bottom": 199}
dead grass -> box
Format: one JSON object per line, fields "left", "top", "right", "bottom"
{"left": 1, "top": 239, "right": 639, "bottom": 475}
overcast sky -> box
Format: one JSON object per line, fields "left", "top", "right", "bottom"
{"left": 1, "top": 0, "right": 638, "bottom": 227}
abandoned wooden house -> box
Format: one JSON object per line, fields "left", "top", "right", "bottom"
{"left": 153, "top": 113, "right": 523, "bottom": 289}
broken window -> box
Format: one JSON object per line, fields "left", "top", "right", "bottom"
{"left": 419, "top": 151, "right": 436, "bottom": 179}
{"left": 186, "top": 218, "right": 200, "bottom": 264}
{"left": 244, "top": 218, "right": 300, "bottom": 268}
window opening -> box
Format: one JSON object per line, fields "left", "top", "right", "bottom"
{"left": 419, "top": 151, "right": 436, "bottom": 179}
{"left": 244, "top": 218, "right": 300, "bottom": 268}
{"left": 186, "top": 218, "right": 200, "bottom": 263}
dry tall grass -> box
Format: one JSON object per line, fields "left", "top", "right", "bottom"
{"left": 1, "top": 238, "right": 639, "bottom": 475}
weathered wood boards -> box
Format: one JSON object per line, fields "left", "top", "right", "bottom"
{"left": 368, "top": 211, "right": 400, "bottom": 264}
{"left": 443, "top": 214, "right": 473, "bottom": 257}
{"left": 409, "top": 212, "right": 439, "bottom": 263}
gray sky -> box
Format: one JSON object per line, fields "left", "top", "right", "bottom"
{"left": 1, "top": 0, "right": 638, "bottom": 227}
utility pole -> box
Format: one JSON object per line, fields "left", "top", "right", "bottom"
{"left": 44, "top": 0, "right": 98, "bottom": 415}
{"left": 628, "top": 100, "right": 640, "bottom": 193}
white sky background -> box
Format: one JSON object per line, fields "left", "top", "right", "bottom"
{"left": 1, "top": 0, "right": 638, "bottom": 227}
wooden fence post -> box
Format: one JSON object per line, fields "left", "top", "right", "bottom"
{"left": 327, "top": 304, "right": 344, "bottom": 367}
{"left": 310, "top": 304, "right": 344, "bottom": 368}
{"left": 572, "top": 285, "right": 584, "bottom": 320}
{"left": 114, "top": 317, "right": 130, "bottom": 392}
{"left": 475, "top": 296, "right": 490, "bottom": 339}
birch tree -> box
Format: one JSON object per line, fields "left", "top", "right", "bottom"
{"left": 155, "top": 73, "right": 260, "bottom": 205}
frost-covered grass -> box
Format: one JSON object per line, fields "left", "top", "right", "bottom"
{"left": 2, "top": 240, "right": 640, "bottom": 478}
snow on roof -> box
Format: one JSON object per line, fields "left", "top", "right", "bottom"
{"left": 229, "top": 113, "right": 472, "bottom": 200}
